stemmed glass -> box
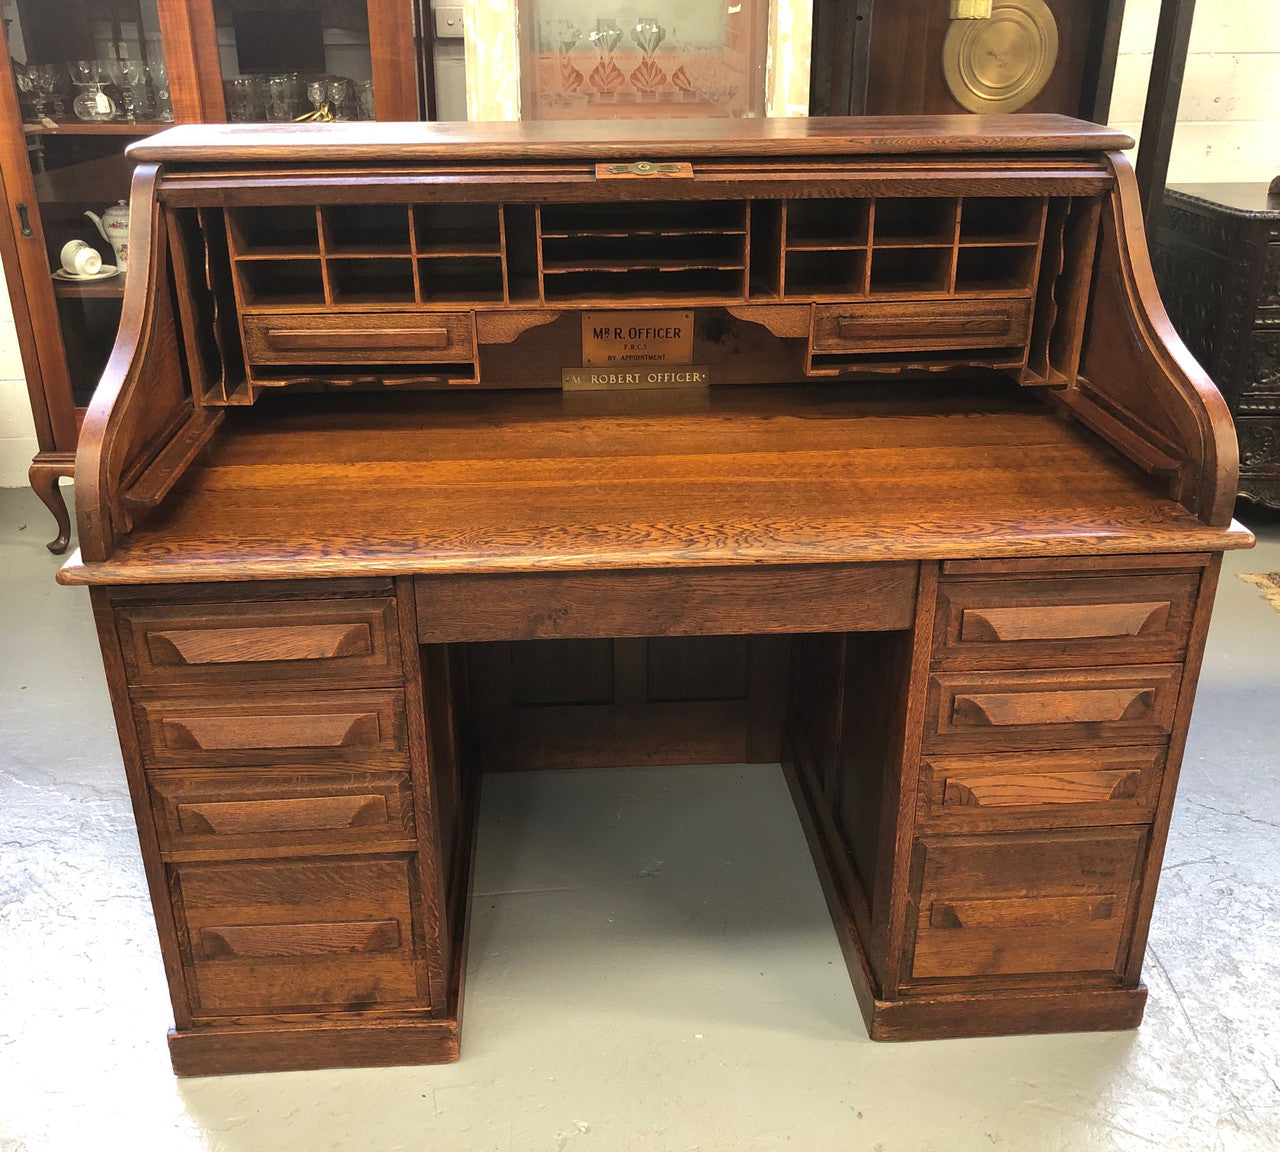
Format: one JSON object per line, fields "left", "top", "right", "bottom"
{"left": 305, "top": 79, "right": 328, "bottom": 120}
{"left": 29, "top": 64, "right": 64, "bottom": 121}
{"left": 107, "top": 59, "right": 148, "bottom": 121}
{"left": 327, "top": 78, "right": 352, "bottom": 121}
{"left": 149, "top": 60, "right": 174, "bottom": 122}
{"left": 69, "top": 59, "right": 115, "bottom": 122}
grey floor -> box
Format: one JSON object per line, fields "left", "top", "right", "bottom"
{"left": 2, "top": 483, "right": 1278, "bottom": 1152}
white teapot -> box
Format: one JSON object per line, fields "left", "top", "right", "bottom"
{"left": 85, "top": 200, "right": 129, "bottom": 273}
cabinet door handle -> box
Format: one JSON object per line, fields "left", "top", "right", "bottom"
{"left": 16, "top": 202, "right": 33, "bottom": 238}
{"left": 265, "top": 327, "right": 450, "bottom": 351}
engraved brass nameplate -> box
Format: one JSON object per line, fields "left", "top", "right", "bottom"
{"left": 581, "top": 310, "right": 694, "bottom": 367}
{"left": 563, "top": 366, "right": 709, "bottom": 390}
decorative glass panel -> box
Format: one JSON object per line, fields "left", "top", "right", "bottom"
{"left": 518, "top": 0, "right": 768, "bottom": 120}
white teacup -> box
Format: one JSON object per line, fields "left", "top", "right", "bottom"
{"left": 60, "top": 240, "right": 102, "bottom": 277}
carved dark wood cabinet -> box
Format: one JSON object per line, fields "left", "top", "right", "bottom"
{"left": 1153, "top": 183, "right": 1280, "bottom": 510}
{"left": 59, "top": 117, "right": 1251, "bottom": 1076}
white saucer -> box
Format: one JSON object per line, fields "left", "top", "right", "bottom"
{"left": 52, "top": 265, "right": 119, "bottom": 282}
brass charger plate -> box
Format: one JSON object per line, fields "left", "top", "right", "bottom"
{"left": 942, "top": 0, "right": 1060, "bottom": 113}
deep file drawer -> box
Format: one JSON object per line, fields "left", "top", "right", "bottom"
{"left": 172, "top": 855, "right": 424, "bottom": 1016}
{"left": 242, "top": 311, "right": 474, "bottom": 365}
{"left": 905, "top": 827, "right": 1149, "bottom": 983}
{"left": 924, "top": 665, "right": 1183, "bottom": 752}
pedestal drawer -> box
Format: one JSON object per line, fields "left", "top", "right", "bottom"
{"left": 933, "top": 571, "right": 1200, "bottom": 669}
{"left": 906, "top": 827, "right": 1148, "bottom": 983}
{"left": 135, "top": 688, "right": 408, "bottom": 769}
{"left": 172, "top": 855, "right": 424, "bottom": 1016}
{"left": 917, "top": 747, "right": 1164, "bottom": 831}
{"left": 150, "top": 767, "right": 415, "bottom": 857}
{"left": 116, "top": 597, "right": 401, "bottom": 688}
{"left": 924, "top": 665, "right": 1183, "bottom": 752}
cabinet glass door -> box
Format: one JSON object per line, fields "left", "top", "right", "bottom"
{"left": 210, "top": 0, "right": 376, "bottom": 122}
{"left": 4, "top": 0, "right": 172, "bottom": 409}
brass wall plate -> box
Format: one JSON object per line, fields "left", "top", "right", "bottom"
{"left": 942, "top": 0, "right": 1059, "bottom": 113}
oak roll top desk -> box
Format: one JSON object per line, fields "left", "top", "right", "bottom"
{"left": 57, "top": 117, "right": 1253, "bottom": 1077}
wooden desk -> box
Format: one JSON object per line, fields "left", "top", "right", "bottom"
{"left": 60, "top": 118, "right": 1251, "bottom": 1075}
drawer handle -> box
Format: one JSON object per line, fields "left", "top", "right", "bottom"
{"left": 162, "top": 711, "right": 382, "bottom": 750}
{"left": 960, "top": 602, "right": 1172, "bottom": 643}
{"left": 942, "top": 769, "right": 1142, "bottom": 808}
{"left": 148, "top": 622, "right": 373, "bottom": 665}
{"left": 265, "top": 327, "right": 450, "bottom": 351}
{"left": 951, "top": 687, "right": 1156, "bottom": 727}
{"left": 835, "top": 312, "right": 1012, "bottom": 339}
{"left": 929, "top": 895, "right": 1116, "bottom": 930}
{"left": 177, "top": 794, "right": 391, "bottom": 835}
{"left": 200, "top": 919, "right": 402, "bottom": 959}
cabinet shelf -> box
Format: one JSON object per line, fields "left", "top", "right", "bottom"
{"left": 23, "top": 120, "right": 168, "bottom": 136}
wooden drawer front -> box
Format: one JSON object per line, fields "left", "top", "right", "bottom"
{"left": 918, "top": 748, "right": 1164, "bottom": 831}
{"left": 117, "top": 597, "right": 401, "bottom": 687}
{"left": 135, "top": 689, "right": 407, "bottom": 769}
{"left": 908, "top": 828, "right": 1148, "bottom": 982}
{"left": 924, "top": 665, "right": 1182, "bottom": 752}
{"left": 933, "top": 571, "right": 1200, "bottom": 669}
{"left": 173, "top": 856, "right": 423, "bottom": 1015}
{"left": 150, "top": 768, "right": 414, "bottom": 856}
{"left": 243, "top": 312, "right": 474, "bottom": 365}
{"left": 812, "top": 298, "right": 1032, "bottom": 353}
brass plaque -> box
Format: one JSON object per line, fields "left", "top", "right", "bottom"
{"left": 581, "top": 310, "right": 694, "bottom": 367}
{"left": 942, "top": 0, "right": 1059, "bottom": 114}
{"left": 563, "top": 366, "right": 709, "bottom": 390}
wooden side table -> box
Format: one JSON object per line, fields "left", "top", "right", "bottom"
{"left": 1152, "top": 182, "right": 1280, "bottom": 510}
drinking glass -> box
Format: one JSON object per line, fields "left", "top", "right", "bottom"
{"left": 327, "top": 78, "right": 353, "bottom": 121}
{"left": 69, "top": 59, "right": 115, "bottom": 121}
{"left": 266, "top": 74, "right": 300, "bottom": 121}
{"left": 30, "top": 63, "right": 65, "bottom": 120}
{"left": 224, "top": 76, "right": 257, "bottom": 122}
{"left": 305, "top": 79, "right": 327, "bottom": 120}
{"left": 358, "top": 80, "right": 375, "bottom": 120}
{"left": 148, "top": 60, "right": 174, "bottom": 122}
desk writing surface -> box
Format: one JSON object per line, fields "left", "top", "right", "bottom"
{"left": 61, "top": 384, "right": 1249, "bottom": 586}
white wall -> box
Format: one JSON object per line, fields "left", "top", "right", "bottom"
{"left": 1110, "top": 0, "right": 1280, "bottom": 183}
{"left": 1, "top": 1, "right": 1278, "bottom": 485}
{"left": 0, "top": 255, "right": 36, "bottom": 487}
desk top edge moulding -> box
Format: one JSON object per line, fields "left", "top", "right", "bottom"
{"left": 57, "top": 117, "right": 1252, "bottom": 1075}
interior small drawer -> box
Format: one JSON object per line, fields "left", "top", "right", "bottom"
{"left": 924, "top": 665, "right": 1183, "bottom": 752}
{"left": 917, "top": 747, "right": 1164, "bottom": 831}
{"left": 933, "top": 570, "right": 1201, "bottom": 670}
{"left": 812, "top": 297, "right": 1032, "bottom": 352}
{"left": 905, "top": 827, "right": 1148, "bottom": 983}
{"left": 172, "top": 855, "right": 424, "bottom": 1016}
{"left": 242, "top": 311, "right": 474, "bottom": 365}
{"left": 116, "top": 597, "right": 401, "bottom": 687}
{"left": 134, "top": 688, "right": 407, "bottom": 769}
{"left": 149, "top": 767, "right": 414, "bottom": 856}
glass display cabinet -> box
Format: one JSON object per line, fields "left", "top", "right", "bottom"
{"left": 0, "top": 0, "right": 418, "bottom": 551}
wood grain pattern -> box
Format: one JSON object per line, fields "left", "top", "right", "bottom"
{"left": 116, "top": 595, "right": 402, "bottom": 686}
{"left": 126, "top": 116, "right": 1137, "bottom": 165}
{"left": 177, "top": 795, "right": 390, "bottom": 836}
{"left": 199, "top": 919, "right": 402, "bottom": 959}
{"left": 59, "top": 387, "right": 1250, "bottom": 587}
{"left": 135, "top": 688, "right": 407, "bottom": 768}
{"left": 812, "top": 298, "right": 1033, "bottom": 351}
{"left": 933, "top": 568, "right": 1201, "bottom": 669}
{"left": 917, "top": 746, "right": 1164, "bottom": 834}
{"left": 907, "top": 827, "right": 1146, "bottom": 980}
{"left": 926, "top": 665, "right": 1182, "bottom": 751}
{"left": 149, "top": 766, "right": 414, "bottom": 856}
{"left": 959, "top": 602, "right": 1169, "bottom": 642}
{"left": 415, "top": 563, "right": 917, "bottom": 642}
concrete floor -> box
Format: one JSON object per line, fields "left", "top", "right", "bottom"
{"left": 1, "top": 484, "right": 1278, "bottom": 1152}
